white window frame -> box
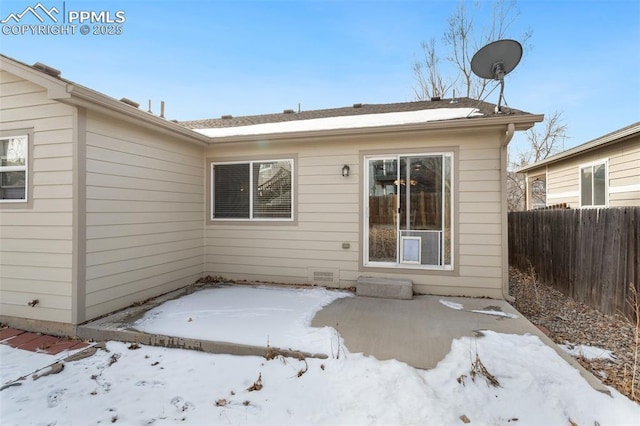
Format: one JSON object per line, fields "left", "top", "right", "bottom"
{"left": 0, "top": 134, "right": 28, "bottom": 203}
{"left": 579, "top": 159, "right": 608, "bottom": 208}
{"left": 363, "top": 151, "right": 455, "bottom": 271}
{"left": 210, "top": 158, "right": 294, "bottom": 221}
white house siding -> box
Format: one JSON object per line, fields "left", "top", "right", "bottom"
{"left": 608, "top": 136, "right": 640, "bottom": 206}
{"left": 544, "top": 137, "right": 640, "bottom": 208}
{"left": 205, "top": 128, "right": 507, "bottom": 298}
{"left": 0, "top": 71, "right": 75, "bottom": 324}
{"left": 84, "top": 110, "right": 205, "bottom": 320}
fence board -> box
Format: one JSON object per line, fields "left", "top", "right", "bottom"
{"left": 509, "top": 207, "right": 640, "bottom": 318}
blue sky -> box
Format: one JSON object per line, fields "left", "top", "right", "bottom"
{"left": 1, "top": 0, "right": 639, "bottom": 155}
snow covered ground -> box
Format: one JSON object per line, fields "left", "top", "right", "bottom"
{"left": 1, "top": 286, "right": 639, "bottom": 425}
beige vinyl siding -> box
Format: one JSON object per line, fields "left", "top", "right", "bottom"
{"left": 84, "top": 111, "right": 205, "bottom": 320}
{"left": 0, "top": 71, "right": 75, "bottom": 323}
{"left": 543, "top": 136, "right": 640, "bottom": 207}
{"left": 546, "top": 166, "right": 580, "bottom": 206}
{"left": 205, "top": 128, "right": 507, "bottom": 298}
{"left": 457, "top": 143, "right": 503, "bottom": 295}
{"left": 206, "top": 146, "right": 360, "bottom": 285}
{"left": 608, "top": 136, "right": 640, "bottom": 206}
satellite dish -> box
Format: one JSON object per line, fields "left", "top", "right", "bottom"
{"left": 471, "top": 39, "right": 523, "bottom": 112}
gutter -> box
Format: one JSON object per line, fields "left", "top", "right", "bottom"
{"left": 200, "top": 114, "right": 544, "bottom": 145}
{"left": 501, "top": 123, "right": 516, "bottom": 302}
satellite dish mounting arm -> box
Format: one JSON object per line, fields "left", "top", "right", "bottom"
{"left": 470, "top": 39, "right": 523, "bottom": 113}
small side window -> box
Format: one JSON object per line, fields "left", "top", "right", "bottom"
{"left": 580, "top": 161, "right": 607, "bottom": 207}
{"left": 0, "top": 135, "right": 28, "bottom": 202}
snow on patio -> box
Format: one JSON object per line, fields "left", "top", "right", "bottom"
{"left": 1, "top": 286, "right": 639, "bottom": 425}
{"left": 133, "top": 285, "right": 352, "bottom": 354}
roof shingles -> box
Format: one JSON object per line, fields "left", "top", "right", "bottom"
{"left": 180, "top": 98, "right": 531, "bottom": 130}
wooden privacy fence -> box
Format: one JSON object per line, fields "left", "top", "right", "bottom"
{"left": 369, "top": 193, "right": 442, "bottom": 227}
{"left": 508, "top": 207, "right": 640, "bottom": 318}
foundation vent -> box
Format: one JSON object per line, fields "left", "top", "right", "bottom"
{"left": 308, "top": 268, "right": 339, "bottom": 284}
{"left": 314, "top": 271, "right": 334, "bottom": 282}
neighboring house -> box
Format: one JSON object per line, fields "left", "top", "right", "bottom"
{"left": 0, "top": 54, "right": 543, "bottom": 335}
{"left": 517, "top": 122, "right": 640, "bottom": 210}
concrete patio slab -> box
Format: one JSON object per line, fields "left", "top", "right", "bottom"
{"left": 75, "top": 284, "right": 608, "bottom": 394}
{"left": 312, "top": 294, "right": 609, "bottom": 393}
{"left": 76, "top": 284, "right": 329, "bottom": 360}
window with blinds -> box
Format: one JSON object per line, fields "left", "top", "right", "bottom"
{"left": 212, "top": 159, "right": 293, "bottom": 220}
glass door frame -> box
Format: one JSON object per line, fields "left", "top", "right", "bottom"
{"left": 363, "top": 152, "right": 454, "bottom": 270}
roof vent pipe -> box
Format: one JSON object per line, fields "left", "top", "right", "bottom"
{"left": 160, "top": 101, "right": 165, "bottom": 118}
{"left": 32, "top": 62, "right": 61, "bottom": 78}
{"left": 450, "top": 89, "right": 458, "bottom": 104}
{"left": 120, "top": 98, "right": 140, "bottom": 108}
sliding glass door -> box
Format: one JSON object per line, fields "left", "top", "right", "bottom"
{"left": 365, "top": 153, "right": 452, "bottom": 269}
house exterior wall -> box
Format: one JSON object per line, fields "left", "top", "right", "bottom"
{"left": 529, "top": 136, "right": 640, "bottom": 208}
{"left": 204, "top": 127, "right": 507, "bottom": 298}
{"left": 83, "top": 110, "right": 205, "bottom": 320}
{"left": 0, "top": 70, "right": 76, "bottom": 324}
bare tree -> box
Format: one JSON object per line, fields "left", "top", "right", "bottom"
{"left": 412, "top": 39, "right": 454, "bottom": 100}
{"left": 412, "top": 0, "right": 566, "bottom": 211}
{"left": 413, "top": 0, "right": 532, "bottom": 101}
{"left": 517, "top": 112, "right": 568, "bottom": 165}
{"left": 507, "top": 111, "right": 568, "bottom": 211}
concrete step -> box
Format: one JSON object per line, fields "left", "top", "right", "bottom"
{"left": 356, "top": 277, "right": 413, "bottom": 300}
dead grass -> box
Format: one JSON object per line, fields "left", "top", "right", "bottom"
{"left": 510, "top": 265, "right": 543, "bottom": 317}
{"left": 246, "top": 373, "right": 263, "bottom": 392}
{"left": 622, "top": 282, "right": 639, "bottom": 401}
{"left": 457, "top": 347, "right": 500, "bottom": 388}
{"left": 368, "top": 227, "right": 396, "bottom": 261}
{"left": 330, "top": 323, "right": 344, "bottom": 359}
{"left": 470, "top": 352, "right": 500, "bottom": 387}
{"left": 510, "top": 267, "right": 640, "bottom": 402}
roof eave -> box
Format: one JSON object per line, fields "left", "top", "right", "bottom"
{"left": 1, "top": 54, "right": 210, "bottom": 147}
{"left": 61, "top": 85, "right": 211, "bottom": 146}
{"left": 0, "top": 54, "right": 70, "bottom": 99}
{"left": 516, "top": 121, "right": 640, "bottom": 174}
{"left": 202, "top": 113, "right": 544, "bottom": 144}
